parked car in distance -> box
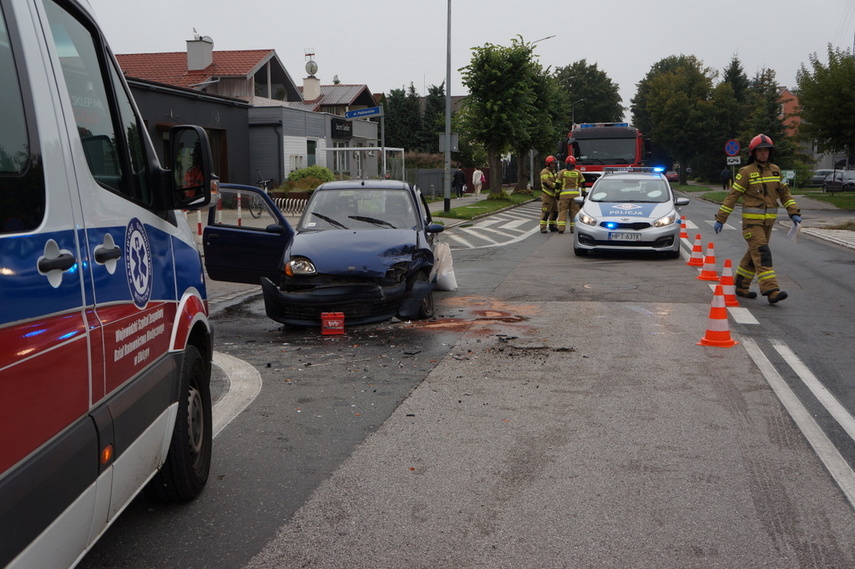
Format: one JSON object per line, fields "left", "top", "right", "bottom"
{"left": 203, "top": 180, "right": 445, "bottom": 327}
{"left": 664, "top": 170, "right": 679, "bottom": 182}
{"left": 807, "top": 169, "right": 834, "bottom": 188}
{"left": 822, "top": 170, "right": 855, "bottom": 193}
{"left": 573, "top": 168, "right": 690, "bottom": 259}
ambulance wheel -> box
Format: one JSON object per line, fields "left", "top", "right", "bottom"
{"left": 145, "top": 345, "right": 212, "bottom": 501}
{"left": 407, "top": 270, "right": 435, "bottom": 319}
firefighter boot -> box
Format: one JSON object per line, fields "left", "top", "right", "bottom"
{"left": 734, "top": 275, "right": 757, "bottom": 299}
{"left": 767, "top": 290, "right": 788, "bottom": 304}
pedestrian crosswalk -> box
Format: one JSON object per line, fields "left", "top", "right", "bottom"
{"left": 440, "top": 202, "right": 544, "bottom": 250}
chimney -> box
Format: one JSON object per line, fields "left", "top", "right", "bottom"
{"left": 186, "top": 34, "right": 213, "bottom": 71}
{"left": 303, "top": 76, "right": 321, "bottom": 101}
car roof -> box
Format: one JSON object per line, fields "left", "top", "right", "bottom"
{"left": 594, "top": 172, "right": 668, "bottom": 182}
{"left": 315, "top": 180, "right": 413, "bottom": 191}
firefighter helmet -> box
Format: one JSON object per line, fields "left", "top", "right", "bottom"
{"left": 748, "top": 134, "right": 774, "bottom": 154}
{"left": 545, "top": 155, "right": 557, "bottom": 166}
{"left": 564, "top": 155, "right": 577, "bottom": 165}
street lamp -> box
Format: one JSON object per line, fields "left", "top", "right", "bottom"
{"left": 571, "top": 98, "right": 585, "bottom": 126}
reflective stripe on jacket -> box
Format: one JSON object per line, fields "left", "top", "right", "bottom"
{"left": 715, "top": 161, "right": 799, "bottom": 224}
{"left": 558, "top": 169, "right": 584, "bottom": 195}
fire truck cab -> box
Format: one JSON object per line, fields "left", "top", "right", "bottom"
{"left": 0, "top": 0, "right": 216, "bottom": 567}
{"left": 557, "top": 122, "right": 652, "bottom": 187}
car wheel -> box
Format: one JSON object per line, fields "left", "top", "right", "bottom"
{"left": 574, "top": 246, "right": 588, "bottom": 257}
{"left": 144, "top": 345, "right": 212, "bottom": 501}
{"left": 665, "top": 249, "right": 681, "bottom": 259}
{"left": 407, "top": 270, "right": 435, "bottom": 319}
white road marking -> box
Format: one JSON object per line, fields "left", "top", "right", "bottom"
{"left": 501, "top": 219, "right": 528, "bottom": 230}
{"left": 212, "top": 351, "right": 262, "bottom": 438}
{"left": 742, "top": 338, "right": 855, "bottom": 510}
{"left": 771, "top": 339, "right": 855, "bottom": 443}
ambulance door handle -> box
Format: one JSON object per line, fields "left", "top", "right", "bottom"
{"left": 94, "top": 246, "right": 122, "bottom": 264}
{"left": 38, "top": 253, "right": 76, "bottom": 272}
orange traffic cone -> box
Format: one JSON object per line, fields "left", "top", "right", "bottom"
{"left": 696, "top": 242, "right": 720, "bottom": 281}
{"left": 679, "top": 215, "right": 689, "bottom": 240}
{"left": 687, "top": 234, "right": 704, "bottom": 267}
{"left": 697, "top": 285, "right": 739, "bottom": 348}
{"left": 720, "top": 259, "right": 739, "bottom": 307}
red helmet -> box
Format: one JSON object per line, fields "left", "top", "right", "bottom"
{"left": 748, "top": 134, "right": 774, "bottom": 154}
{"left": 545, "top": 155, "right": 557, "bottom": 166}
{"left": 564, "top": 155, "right": 577, "bottom": 165}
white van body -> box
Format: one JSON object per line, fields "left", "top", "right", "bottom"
{"left": 0, "top": 0, "right": 215, "bottom": 567}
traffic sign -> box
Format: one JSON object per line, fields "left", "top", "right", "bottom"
{"left": 727, "top": 156, "right": 741, "bottom": 166}
{"left": 345, "top": 106, "right": 382, "bottom": 119}
{"left": 725, "top": 139, "right": 740, "bottom": 156}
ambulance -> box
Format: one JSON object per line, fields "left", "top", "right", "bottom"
{"left": 0, "top": 0, "right": 216, "bottom": 567}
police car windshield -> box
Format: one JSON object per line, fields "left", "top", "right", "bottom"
{"left": 589, "top": 178, "right": 669, "bottom": 203}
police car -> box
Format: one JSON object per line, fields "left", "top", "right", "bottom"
{"left": 1, "top": 1, "right": 216, "bottom": 567}
{"left": 572, "top": 168, "right": 690, "bottom": 258}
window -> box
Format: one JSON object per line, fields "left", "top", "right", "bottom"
{"left": 307, "top": 140, "right": 317, "bottom": 167}
{"left": 0, "top": 3, "right": 45, "bottom": 233}
{"left": 45, "top": 0, "right": 150, "bottom": 204}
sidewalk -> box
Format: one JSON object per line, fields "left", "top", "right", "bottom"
{"left": 689, "top": 183, "right": 855, "bottom": 251}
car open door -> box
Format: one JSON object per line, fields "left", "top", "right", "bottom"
{"left": 203, "top": 184, "right": 294, "bottom": 285}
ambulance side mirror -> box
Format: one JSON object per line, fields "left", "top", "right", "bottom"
{"left": 169, "top": 125, "right": 216, "bottom": 211}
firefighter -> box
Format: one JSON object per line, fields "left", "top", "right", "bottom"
{"left": 713, "top": 134, "right": 801, "bottom": 303}
{"left": 540, "top": 155, "right": 560, "bottom": 233}
{"left": 556, "top": 155, "right": 585, "bottom": 233}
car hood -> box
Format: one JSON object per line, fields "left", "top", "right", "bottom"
{"left": 289, "top": 229, "right": 426, "bottom": 277}
{"left": 583, "top": 201, "right": 675, "bottom": 220}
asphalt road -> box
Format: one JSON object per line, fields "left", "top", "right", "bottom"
{"left": 78, "top": 190, "right": 855, "bottom": 569}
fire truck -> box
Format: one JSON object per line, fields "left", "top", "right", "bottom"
{"left": 556, "top": 122, "right": 652, "bottom": 186}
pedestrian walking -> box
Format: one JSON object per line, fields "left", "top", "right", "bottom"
{"left": 713, "top": 135, "right": 801, "bottom": 304}
{"left": 556, "top": 156, "right": 584, "bottom": 233}
{"left": 720, "top": 166, "right": 733, "bottom": 190}
{"left": 540, "top": 156, "right": 560, "bottom": 233}
{"left": 452, "top": 167, "right": 465, "bottom": 198}
{"left": 472, "top": 167, "right": 485, "bottom": 198}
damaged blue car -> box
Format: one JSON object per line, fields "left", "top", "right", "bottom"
{"left": 203, "top": 180, "right": 444, "bottom": 327}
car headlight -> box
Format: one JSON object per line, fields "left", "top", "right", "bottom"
{"left": 285, "top": 257, "right": 317, "bottom": 276}
{"left": 653, "top": 212, "right": 677, "bottom": 228}
{"left": 578, "top": 212, "right": 597, "bottom": 226}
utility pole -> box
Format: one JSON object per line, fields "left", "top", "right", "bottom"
{"left": 443, "top": 0, "right": 452, "bottom": 213}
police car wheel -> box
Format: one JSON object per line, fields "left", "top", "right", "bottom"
{"left": 144, "top": 345, "right": 212, "bottom": 501}
{"left": 574, "top": 246, "right": 589, "bottom": 257}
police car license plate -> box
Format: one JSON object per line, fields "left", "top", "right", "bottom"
{"left": 608, "top": 232, "right": 641, "bottom": 241}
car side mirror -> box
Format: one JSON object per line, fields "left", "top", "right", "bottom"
{"left": 265, "top": 224, "right": 287, "bottom": 234}
{"left": 675, "top": 197, "right": 690, "bottom": 206}
{"left": 426, "top": 223, "right": 445, "bottom": 234}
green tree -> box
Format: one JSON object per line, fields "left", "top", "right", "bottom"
{"left": 720, "top": 55, "right": 751, "bottom": 139}
{"left": 416, "top": 83, "right": 445, "bottom": 154}
{"left": 738, "top": 68, "right": 805, "bottom": 172}
{"left": 554, "top": 60, "right": 623, "bottom": 128}
{"left": 459, "top": 37, "right": 540, "bottom": 194}
{"left": 510, "top": 59, "right": 568, "bottom": 192}
{"left": 383, "top": 83, "right": 422, "bottom": 150}
{"left": 632, "top": 55, "right": 734, "bottom": 184}
{"left": 797, "top": 45, "right": 855, "bottom": 166}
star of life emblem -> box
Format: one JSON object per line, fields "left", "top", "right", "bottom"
{"left": 125, "top": 218, "right": 153, "bottom": 309}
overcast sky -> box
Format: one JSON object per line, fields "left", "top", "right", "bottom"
{"left": 89, "top": 0, "right": 854, "bottom": 120}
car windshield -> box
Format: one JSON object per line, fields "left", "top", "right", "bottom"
{"left": 588, "top": 178, "right": 670, "bottom": 203}
{"left": 299, "top": 188, "right": 417, "bottom": 231}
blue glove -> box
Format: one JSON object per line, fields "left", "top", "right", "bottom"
{"left": 791, "top": 214, "right": 802, "bottom": 224}
{"left": 714, "top": 221, "right": 723, "bottom": 234}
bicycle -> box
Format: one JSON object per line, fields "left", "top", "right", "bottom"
{"left": 250, "top": 171, "right": 273, "bottom": 218}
